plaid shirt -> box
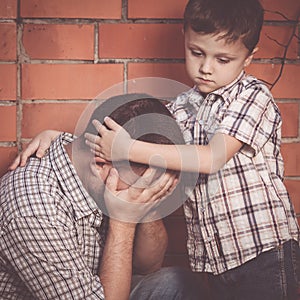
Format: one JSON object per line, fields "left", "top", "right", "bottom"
{"left": 168, "top": 72, "right": 299, "bottom": 275}
{"left": 0, "top": 133, "right": 106, "bottom": 299}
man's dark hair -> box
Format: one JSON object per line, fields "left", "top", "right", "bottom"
{"left": 183, "top": 0, "right": 264, "bottom": 52}
{"left": 85, "top": 93, "right": 184, "bottom": 145}
{"left": 83, "top": 93, "right": 185, "bottom": 169}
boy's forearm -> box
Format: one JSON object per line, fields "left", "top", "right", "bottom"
{"left": 133, "top": 220, "right": 168, "bottom": 274}
{"left": 130, "top": 133, "right": 243, "bottom": 174}
{"left": 99, "top": 219, "right": 136, "bottom": 300}
{"left": 130, "top": 140, "right": 212, "bottom": 173}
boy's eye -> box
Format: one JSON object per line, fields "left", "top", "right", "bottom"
{"left": 191, "top": 49, "right": 203, "bottom": 57}
{"left": 217, "top": 58, "right": 230, "bottom": 64}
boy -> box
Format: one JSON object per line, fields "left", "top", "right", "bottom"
{"left": 93, "top": 0, "right": 300, "bottom": 299}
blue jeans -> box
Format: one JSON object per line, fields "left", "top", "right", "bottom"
{"left": 130, "top": 266, "right": 209, "bottom": 300}
{"left": 207, "top": 239, "right": 300, "bottom": 300}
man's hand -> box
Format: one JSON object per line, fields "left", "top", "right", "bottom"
{"left": 84, "top": 118, "right": 133, "bottom": 162}
{"left": 104, "top": 167, "right": 177, "bottom": 223}
{"left": 9, "top": 130, "right": 62, "bottom": 170}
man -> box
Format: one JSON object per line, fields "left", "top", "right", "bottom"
{"left": 0, "top": 94, "right": 199, "bottom": 299}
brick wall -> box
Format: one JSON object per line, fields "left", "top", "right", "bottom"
{"left": 0, "top": 0, "right": 299, "bottom": 268}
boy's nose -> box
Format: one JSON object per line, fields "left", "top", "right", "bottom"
{"left": 199, "top": 58, "right": 213, "bottom": 74}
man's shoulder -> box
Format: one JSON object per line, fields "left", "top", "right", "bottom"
{"left": 0, "top": 156, "right": 58, "bottom": 227}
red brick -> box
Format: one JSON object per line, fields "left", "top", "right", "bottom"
{"left": 22, "top": 103, "right": 87, "bottom": 138}
{"left": 246, "top": 64, "right": 300, "bottom": 99}
{"left": 261, "top": 0, "right": 300, "bottom": 21}
{"left": 128, "top": 0, "right": 187, "bottom": 19}
{"left": 0, "top": 23, "right": 16, "bottom": 60}
{"left": 99, "top": 24, "right": 184, "bottom": 59}
{"left": 0, "top": 147, "right": 18, "bottom": 178}
{"left": 22, "top": 64, "right": 124, "bottom": 100}
{"left": 128, "top": 62, "right": 192, "bottom": 88}
{"left": 257, "top": 25, "right": 298, "bottom": 60}
{"left": 164, "top": 216, "right": 188, "bottom": 254}
{"left": 284, "top": 180, "right": 300, "bottom": 214}
{"left": 0, "top": 105, "right": 16, "bottom": 141}
{"left": 23, "top": 24, "right": 94, "bottom": 60}
{"left": 281, "top": 143, "right": 300, "bottom": 177}
{"left": 128, "top": 0, "right": 299, "bottom": 22}
{"left": 277, "top": 102, "right": 299, "bottom": 138}
{"left": 20, "top": 0, "right": 122, "bottom": 19}
{"left": 0, "top": 64, "right": 17, "bottom": 100}
{"left": 0, "top": 0, "right": 17, "bottom": 18}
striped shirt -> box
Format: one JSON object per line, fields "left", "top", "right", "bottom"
{"left": 168, "top": 71, "right": 299, "bottom": 275}
{"left": 0, "top": 133, "right": 106, "bottom": 299}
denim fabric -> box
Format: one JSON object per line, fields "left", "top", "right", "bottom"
{"left": 207, "top": 239, "right": 300, "bottom": 300}
{"left": 130, "top": 266, "right": 209, "bottom": 300}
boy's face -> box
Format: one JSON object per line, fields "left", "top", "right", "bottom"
{"left": 184, "top": 27, "right": 255, "bottom": 95}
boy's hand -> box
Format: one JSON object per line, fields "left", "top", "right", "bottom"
{"left": 9, "top": 130, "right": 62, "bottom": 170}
{"left": 85, "top": 117, "right": 133, "bottom": 162}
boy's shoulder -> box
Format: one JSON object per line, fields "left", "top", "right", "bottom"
{"left": 231, "top": 73, "right": 272, "bottom": 98}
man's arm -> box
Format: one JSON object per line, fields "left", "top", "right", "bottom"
{"left": 99, "top": 220, "right": 136, "bottom": 300}
{"left": 99, "top": 168, "right": 176, "bottom": 299}
{"left": 133, "top": 220, "right": 168, "bottom": 275}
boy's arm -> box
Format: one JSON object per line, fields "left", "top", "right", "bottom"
{"left": 130, "top": 133, "right": 242, "bottom": 174}
{"left": 89, "top": 118, "right": 243, "bottom": 174}
{"left": 9, "top": 130, "right": 62, "bottom": 169}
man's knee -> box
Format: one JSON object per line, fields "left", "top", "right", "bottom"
{"left": 130, "top": 266, "right": 208, "bottom": 299}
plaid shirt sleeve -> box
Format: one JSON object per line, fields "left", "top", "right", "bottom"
{"left": 1, "top": 215, "right": 105, "bottom": 299}
{"left": 217, "top": 84, "right": 281, "bottom": 157}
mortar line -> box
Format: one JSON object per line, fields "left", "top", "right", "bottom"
{"left": 16, "top": 0, "right": 22, "bottom": 152}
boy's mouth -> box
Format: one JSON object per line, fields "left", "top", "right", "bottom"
{"left": 197, "top": 77, "right": 213, "bottom": 84}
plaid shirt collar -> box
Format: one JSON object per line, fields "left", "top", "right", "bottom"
{"left": 185, "top": 70, "right": 246, "bottom": 110}
{"left": 49, "top": 133, "right": 102, "bottom": 224}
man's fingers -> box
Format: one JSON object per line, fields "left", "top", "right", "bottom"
{"left": 94, "top": 156, "right": 108, "bottom": 164}
{"left": 105, "top": 168, "right": 119, "bottom": 194}
{"left": 128, "top": 170, "right": 178, "bottom": 203}
{"left": 132, "top": 168, "right": 158, "bottom": 189}
{"left": 144, "top": 172, "right": 178, "bottom": 202}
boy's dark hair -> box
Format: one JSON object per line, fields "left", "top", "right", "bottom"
{"left": 183, "top": 0, "right": 264, "bottom": 52}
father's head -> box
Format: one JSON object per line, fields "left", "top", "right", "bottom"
{"left": 72, "top": 93, "right": 185, "bottom": 207}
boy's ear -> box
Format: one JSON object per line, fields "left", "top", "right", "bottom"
{"left": 244, "top": 47, "right": 258, "bottom": 67}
